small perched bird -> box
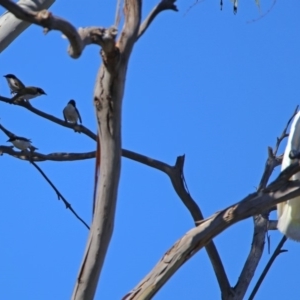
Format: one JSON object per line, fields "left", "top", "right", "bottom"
{"left": 63, "top": 100, "right": 82, "bottom": 124}
{"left": 7, "top": 136, "right": 37, "bottom": 152}
{"left": 11, "top": 86, "right": 46, "bottom": 102}
{"left": 277, "top": 111, "right": 300, "bottom": 241}
{"left": 3, "top": 74, "right": 25, "bottom": 94}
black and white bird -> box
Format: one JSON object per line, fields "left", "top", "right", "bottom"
{"left": 11, "top": 86, "right": 46, "bottom": 102}
{"left": 7, "top": 136, "right": 37, "bottom": 152}
{"left": 63, "top": 100, "right": 82, "bottom": 124}
{"left": 3, "top": 74, "right": 25, "bottom": 94}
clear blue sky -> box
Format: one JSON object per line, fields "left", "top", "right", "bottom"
{"left": 0, "top": 0, "right": 299, "bottom": 299}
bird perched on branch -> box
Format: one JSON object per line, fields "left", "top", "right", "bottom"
{"left": 3, "top": 74, "right": 25, "bottom": 94}
{"left": 11, "top": 86, "right": 46, "bottom": 102}
{"left": 277, "top": 111, "right": 300, "bottom": 241}
{"left": 63, "top": 100, "right": 82, "bottom": 124}
{"left": 7, "top": 136, "right": 37, "bottom": 152}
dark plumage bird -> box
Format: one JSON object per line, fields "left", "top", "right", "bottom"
{"left": 7, "top": 136, "right": 37, "bottom": 151}
{"left": 11, "top": 86, "right": 46, "bottom": 102}
{"left": 4, "top": 74, "right": 25, "bottom": 94}
{"left": 63, "top": 100, "right": 82, "bottom": 124}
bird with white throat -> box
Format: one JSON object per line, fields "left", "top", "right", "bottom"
{"left": 63, "top": 99, "right": 82, "bottom": 124}
{"left": 11, "top": 86, "right": 46, "bottom": 103}
{"left": 7, "top": 136, "right": 37, "bottom": 152}
{"left": 277, "top": 111, "right": 300, "bottom": 241}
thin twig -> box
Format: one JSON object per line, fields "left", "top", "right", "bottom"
{"left": 247, "top": 0, "right": 277, "bottom": 24}
{"left": 30, "top": 161, "right": 90, "bottom": 230}
{"left": 248, "top": 236, "right": 287, "bottom": 300}
{"left": 137, "top": 0, "right": 178, "bottom": 40}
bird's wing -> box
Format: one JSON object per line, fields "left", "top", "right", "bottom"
{"left": 63, "top": 108, "right": 68, "bottom": 122}
{"left": 76, "top": 108, "right": 82, "bottom": 124}
{"left": 16, "top": 78, "right": 25, "bottom": 89}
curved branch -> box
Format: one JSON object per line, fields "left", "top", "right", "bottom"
{"left": 0, "top": 0, "right": 55, "bottom": 53}
{"left": 137, "top": 0, "right": 178, "bottom": 40}
{"left": 0, "top": 146, "right": 95, "bottom": 161}
{"left": 0, "top": 0, "right": 118, "bottom": 58}
{"left": 123, "top": 162, "right": 300, "bottom": 299}
{"left": 122, "top": 150, "right": 232, "bottom": 298}
{"left": 30, "top": 161, "right": 90, "bottom": 229}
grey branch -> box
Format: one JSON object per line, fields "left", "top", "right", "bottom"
{"left": 71, "top": 1, "right": 142, "bottom": 299}
{"left": 137, "top": 0, "right": 178, "bottom": 40}
{"left": 231, "top": 106, "right": 298, "bottom": 300}
{"left": 121, "top": 150, "right": 232, "bottom": 298}
{"left": 248, "top": 236, "right": 287, "bottom": 300}
{"left": 0, "top": 0, "right": 118, "bottom": 58}
{"left": 0, "top": 145, "right": 95, "bottom": 162}
{"left": 0, "top": 0, "right": 55, "bottom": 53}
{"left": 123, "top": 161, "right": 300, "bottom": 299}
{"left": 30, "top": 161, "right": 90, "bottom": 230}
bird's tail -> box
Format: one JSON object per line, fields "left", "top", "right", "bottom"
{"left": 277, "top": 198, "right": 300, "bottom": 242}
{"left": 29, "top": 145, "right": 38, "bottom": 152}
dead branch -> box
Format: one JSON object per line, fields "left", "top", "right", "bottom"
{"left": 0, "top": 95, "right": 97, "bottom": 140}
{"left": 0, "top": 146, "right": 95, "bottom": 162}
{"left": 0, "top": 0, "right": 118, "bottom": 58}
{"left": 248, "top": 236, "right": 287, "bottom": 300}
{"left": 122, "top": 150, "right": 231, "bottom": 297}
{"left": 71, "top": 1, "right": 142, "bottom": 299}
{"left": 30, "top": 161, "right": 90, "bottom": 229}
{"left": 123, "top": 161, "right": 300, "bottom": 299}
{"left": 231, "top": 106, "right": 298, "bottom": 300}
{"left": 0, "top": 0, "right": 55, "bottom": 53}
{"left": 137, "top": 0, "right": 178, "bottom": 40}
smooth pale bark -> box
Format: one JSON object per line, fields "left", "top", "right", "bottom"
{"left": 123, "top": 179, "right": 300, "bottom": 299}
{"left": 0, "top": 0, "right": 55, "bottom": 52}
{"left": 71, "top": 1, "right": 142, "bottom": 299}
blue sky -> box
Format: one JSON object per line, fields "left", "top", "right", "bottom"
{"left": 0, "top": 0, "right": 299, "bottom": 299}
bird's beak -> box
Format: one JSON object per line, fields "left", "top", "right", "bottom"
{"left": 6, "top": 139, "right": 10, "bottom": 142}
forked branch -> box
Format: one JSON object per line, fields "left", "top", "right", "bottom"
{"left": 122, "top": 150, "right": 232, "bottom": 297}
{"left": 123, "top": 160, "right": 300, "bottom": 299}
{"left": 0, "top": 0, "right": 118, "bottom": 58}
{"left": 231, "top": 106, "right": 298, "bottom": 299}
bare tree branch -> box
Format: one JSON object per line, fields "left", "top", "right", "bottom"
{"left": 123, "top": 161, "right": 300, "bottom": 299}
{"left": 0, "top": 0, "right": 55, "bottom": 53}
{"left": 122, "top": 150, "right": 231, "bottom": 297}
{"left": 0, "top": 146, "right": 96, "bottom": 162}
{"left": 30, "top": 161, "right": 90, "bottom": 230}
{"left": 0, "top": 0, "right": 118, "bottom": 58}
{"left": 231, "top": 106, "right": 298, "bottom": 300}
{"left": 0, "top": 95, "right": 97, "bottom": 140}
{"left": 71, "top": 1, "right": 142, "bottom": 299}
{"left": 267, "top": 220, "right": 278, "bottom": 230}
{"left": 248, "top": 236, "right": 287, "bottom": 300}
{"left": 137, "top": 0, "right": 178, "bottom": 40}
